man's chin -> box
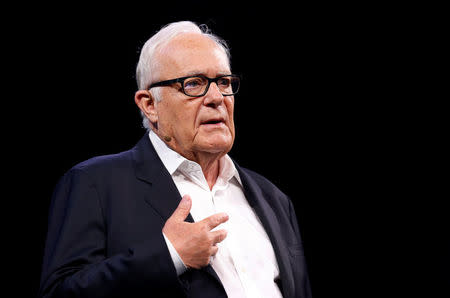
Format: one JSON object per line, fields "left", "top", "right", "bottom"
{"left": 195, "top": 135, "right": 234, "bottom": 154}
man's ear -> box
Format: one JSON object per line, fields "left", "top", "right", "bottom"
{"left": 135, "top": 90, "right": 158, "bottom": 124}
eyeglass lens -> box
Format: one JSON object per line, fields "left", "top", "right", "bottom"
{"left": 183, "top": 76, "right": 240, "bottom": 96}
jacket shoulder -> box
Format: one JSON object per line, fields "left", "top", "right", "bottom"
{"left": 65, "top": 149, "right": 134, "bottom": 180}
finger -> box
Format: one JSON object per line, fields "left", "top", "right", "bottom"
{"left": 169, "top": 195, "right": 192, "bottom": 222}
{"left": 203, "top": 212, "right": 229, "bottom": 230}
{"left": 210, "top": 245, "right": 219, "bottom": 257}
{"left": 210, "top": 229, "right": 228, "bottom": 245}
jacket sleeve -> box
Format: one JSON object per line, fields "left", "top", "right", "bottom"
{"left": 38, "top": 167, "right": 185, "bottom": 298}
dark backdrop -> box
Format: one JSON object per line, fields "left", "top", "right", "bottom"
{"left": 4, "top": 2, "right": 447, "bottom": 298}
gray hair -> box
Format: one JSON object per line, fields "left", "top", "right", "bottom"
{"left": 135, "top": 21, "right": 231, "bottom": 130}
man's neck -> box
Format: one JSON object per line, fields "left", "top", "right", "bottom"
{"left": 191, "top": 152, "right": 222, "bottom": 190}
{"left": 154, "top": 130, "right": 224, "bottom": 190}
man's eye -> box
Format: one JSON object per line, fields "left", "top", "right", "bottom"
{"left": 184, "top": 78, "right": 204, "bottom": 89}
{"left": 217, "top": 78, "right": 231, "bottom": 87}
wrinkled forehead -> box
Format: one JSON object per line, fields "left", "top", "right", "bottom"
{"left": 153, "top": 33, "right": 230, "bottom": 78}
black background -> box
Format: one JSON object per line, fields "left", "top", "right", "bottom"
{"left": 3, "top": 2, "right": 447, "bottom": 298}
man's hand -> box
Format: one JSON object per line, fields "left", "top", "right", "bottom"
{"left": 162, "top": 195, "right": 229, "bottom": 269}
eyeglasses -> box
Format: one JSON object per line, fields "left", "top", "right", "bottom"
{"left": 148, "top": 74, "right": 241, "bottom": 97}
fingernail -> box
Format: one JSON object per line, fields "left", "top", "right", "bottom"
{"left": 181, "top": 195, "right": 190, "bottom": 205}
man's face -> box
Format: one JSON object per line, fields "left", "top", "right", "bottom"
{"left": 151, "top": 33, "right": 235, "bottom": 159}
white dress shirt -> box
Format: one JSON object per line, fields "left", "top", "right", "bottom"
{"left": 149, "top": 131, "right": 283, "bottom": 298}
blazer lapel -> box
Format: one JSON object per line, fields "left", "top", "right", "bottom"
{"left": 131, "top": 134, "right": 222, "bottom": 285}
{"left": 131, "top": 134, "right": 192, "bottom": 222}
{"left": 236, "top": 163, "right": 295, "bottom": 298}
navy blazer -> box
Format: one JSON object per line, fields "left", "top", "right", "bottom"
{"left": 39, "top": 134, "right": 311, "bottom": 298}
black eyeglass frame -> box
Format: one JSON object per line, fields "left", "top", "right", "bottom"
{"left": 148, "top": 74, "right": 241, "bottom": 97}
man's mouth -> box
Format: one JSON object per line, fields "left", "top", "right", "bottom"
{"left": 203, "top": 119, "right": 223, "bottom": 124}
{"left": 200, "top": 118, "right": 226, "bottom": 127}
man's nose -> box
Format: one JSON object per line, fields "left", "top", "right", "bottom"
{"left": 203, "top": 82, "right": 224, "bottom": 107}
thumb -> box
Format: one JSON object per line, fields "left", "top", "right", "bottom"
{"left": 170, "top": 195, "right": 192, "bottom": 222}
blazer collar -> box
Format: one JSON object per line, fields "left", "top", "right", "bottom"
{"left": 131, "top": 133, "right": 193, "bottom": 223}
{"left": 132, "top": 133, "right": 166, "bottom": 184}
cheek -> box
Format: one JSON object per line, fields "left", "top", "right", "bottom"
{"left": 156, "top": 100, "right": 182, "bottom": 133}
{"left": 226, "top": 98, "right": 235, "bottom": 126}
{"left": 163, "top": 102, "right": 198, "bottom": 136}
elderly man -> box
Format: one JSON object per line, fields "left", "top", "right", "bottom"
{"left": 39, "top": 21, "right": 311, "bottom": 298}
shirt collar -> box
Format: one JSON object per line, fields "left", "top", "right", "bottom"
{"left": 148, "top": 130, "right": 242, "bottom": 186}
{"left": 149, "top": 130, "right": 185, "bottom": 175}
